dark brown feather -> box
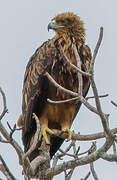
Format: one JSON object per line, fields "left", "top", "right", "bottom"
{"left": 17, "top": 12, "right": 92, "bottom": 160}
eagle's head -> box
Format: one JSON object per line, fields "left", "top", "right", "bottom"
{"left": 48, "top": 12, "right": 85, "bottom": 43}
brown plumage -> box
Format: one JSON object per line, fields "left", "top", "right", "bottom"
{"left": 17, "top": 12, "right": 92, "bottom": 160}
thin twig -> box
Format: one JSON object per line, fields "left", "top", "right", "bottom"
{"left": 45, "top": 72, "right": 78, "bottom": 97}
{"left": 46, "top": 72, "right": 99, "bottom": 115}
{"left": 88, "top": 142, "right": 97, "bottom": 155}
{"left": 86, "top": 94, "right": 109, "bottom": 100}
{"left": 89, "top": 27, "right": 114, "bottom": 138}
{"left": 0, "top": 120, "right": 23, "bottom": 164}
{"left": 7, "top": 123, "right": 19, "bottom": 139}
{"left": 0, "top": 155, "right": 17, "bottom": 180}
{"left": 0, "top": 87, "right": 8, "bottom": 120}
{"left": 61, "top": 47, "right": 91, "bottom": 77}
{"left": 113, "top": 142, "right": 117, "bottom": 154}
{"left": 0, "top": 135, "right": 9, "bottom": 143}
{"left": 64, "top": 168, "right": 75, "bottom": 180}
{"left": 57, "top": 141, "right": 75, "bottom": 159}
{"left": 90, "top": 162, "right": 99, "bottom": 180}
{"left": 66, "top": 168, "right": 75, "bottom": 180}
{"left": 111, "top": 100, "right": 117, "bottom": 107}
{"left": 90, "top": 27, "right": 103, "bottom": 72}
{"left": 47, "top": 97, "right": 80, "bottom": 104}
{"left": 80, "top": 96, "right": 99, "bottom": 115}
{"left": 52, "top": 156, "right": 59, "bottom": 168}
{"left": 81, "top": 172, "right": 91, "bottom": 180}
{"left": 0, "top": 89, "right": 34, "bottom": 178}
{"left": 72, "top": 43, "right": 83, "bottom": 95}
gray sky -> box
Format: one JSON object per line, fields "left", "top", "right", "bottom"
{"left": 0, "top": 0, "right": 117, "bottom": 179}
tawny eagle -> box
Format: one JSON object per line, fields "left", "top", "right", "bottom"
{"left": 17, "top": 12, "right": 91, "bottom": 160}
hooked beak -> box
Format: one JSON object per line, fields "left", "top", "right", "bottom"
{"left": 48, "top": 21, "right": 56, "bottom": 31}
{"left": 48, "top": 21, "right": 64, "bottom": 31}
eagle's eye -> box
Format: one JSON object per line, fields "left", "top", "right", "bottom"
{"left": 60, "top": 19, "right": 66, "bottom": 23}
{"left": 56, "top": 19, "right": 66, "bottom": 24}
{"left": 61, "top": 18, "right": 72, "bottom": 25}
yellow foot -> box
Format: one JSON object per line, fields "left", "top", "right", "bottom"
{"left": 39, "top": 126, "right": 54, "bottom": 144}
{"left": 62, "top": 127, "right": 72, "bottom": 141}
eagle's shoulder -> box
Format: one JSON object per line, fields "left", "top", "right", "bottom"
{"left": 23, "top": 40, "right": 52, "bottom": 83}
{"left": 22, "top": 39, "right": 58, "bottom": 114}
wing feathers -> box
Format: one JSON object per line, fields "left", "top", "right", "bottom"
{"left": 20, "top": 38, "right": 92, "bottom": 158}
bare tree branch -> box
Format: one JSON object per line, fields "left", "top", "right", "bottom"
{"left": 60, "top": 46, "right": 91, "bottom": 77}
{"left": 90, "top": 27, "right": 103, "bottom": 72}
{"left": 0, "top": 87, "right": 8, "bottom": 120}
{"left": 72, "top": 43, "right": 83, "bottom": 95}
{"left": 47, "top": 97, "right": 80, "bottom": 104}
{"left": 99, "top": 152, "right": 117, "bottom": 162}
{"left": 47, "top": 94, "right": 108, "bottom": 104}
{"left": 50, "top": 127, "right": 117, "bottom": 141}
{"left": 111, "top": 100, "right": 117, "bottom": 107}
{"left": 89, "top": 27, "right": 114, "bottom": 138}
{"left": 7, "top": 122, "right": 21, "bottom": 139}
{"left": 86, "top": 94, "right": 109, "bottom": 100}
{"left": 90, "top": 163, "right": 99, "bottom": 180}
{"left": 46, "top": 72, "right": 99, "bottom": 115}
{"left": 80, "top": 172, "right": 91, "bottom": 180}
{"left": 0, "top": 155, "right": 17, "bottom": 180}
{"left": 29, "top": 139, "right": 51, "bottom": 179}
{"left": 113, "top": 142, "right": 117, "bottom": 154}
{"left": 45, "top": 72, "right": 78, "bottom": 97}
{"left": 0, "top": 135, "right": 9, "bottom": 143}
{"left": 46, "top": 136, "right": 114, "bottom": 178}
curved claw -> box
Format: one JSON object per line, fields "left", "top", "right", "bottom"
{"left": 39, "top": 126, "right": 54, "bottom": 144}
{"left": 62, "top": 127, "right": 72, "bottom": 141}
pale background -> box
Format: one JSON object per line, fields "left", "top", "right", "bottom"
{"left": 0, "top": 0, "right": 117, "bottom": 179}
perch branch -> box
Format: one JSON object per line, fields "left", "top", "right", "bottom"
{"left": 51, "top": 127, "right": 117, "bottom": 141}
{"left": 46, "top": 136, "right": 114, "bottom": 178}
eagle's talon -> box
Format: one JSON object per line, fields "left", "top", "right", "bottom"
{"left": 39, "top": 126, "right": 54, "bottom": 144}
{"left": 62, "top": 127, "right": 72, "bottom": 141}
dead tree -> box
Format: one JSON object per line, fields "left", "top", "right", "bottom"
{"left": 0, "top": 27, "right": 117, "bottom": 180}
